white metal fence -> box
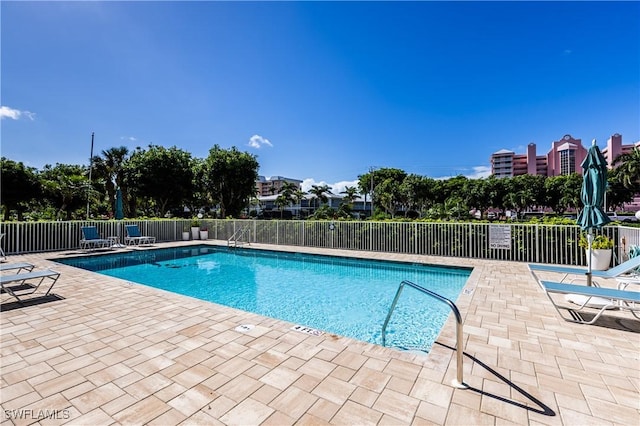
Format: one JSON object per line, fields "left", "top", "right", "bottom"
{"left": 1, "top": 219, "right": 638, "bottom": 266}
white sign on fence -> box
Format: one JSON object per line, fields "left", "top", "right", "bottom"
{"left": 489, "top": 225, "right": 511, "bottom": 249}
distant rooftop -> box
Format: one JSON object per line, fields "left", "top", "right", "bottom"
{"left": 493, "top": 149, "right": 514, "bottom": 155}
{"left": 257, "top": 175, "right": 303, "bottom": 183}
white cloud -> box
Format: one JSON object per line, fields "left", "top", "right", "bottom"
{"left": 248, "top": 134, "right": 273, "bottom": 149}
{"left": 466, "top": 166, "right": 492, "bottom": 179}
{"left": 301, "top": 178, "right": 360, "bottom": 195}
{"left": 121, "top": 136, "right": 138, "bottom": 142}
{"left": 436, "top": 165, "right": 492, "bottom": 180}
{"left": 0, "top": 106, "right": 35, "bottom": 120}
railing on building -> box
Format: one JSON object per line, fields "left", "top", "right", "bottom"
{"left": 1, "top": 219, "right": 637, "bottom": 266}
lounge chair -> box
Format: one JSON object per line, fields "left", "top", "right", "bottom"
{"left": 0, "top": 233, "right": 5, "bottom": 259}
{"left": 0, "top": 262, "right": 35, "bottom": 274}
{"left": 124, "top": 225, "right": 156, "bottom": 246}
{"left": 80, "top": 226, "right": 112, "bottom": 251}
{"left": 1, "top": 269, "right": 60, "bottom": 303}
{"left": 540, "top": 280, "right": 640, "bottom": 324}
{"left": 528, "top": 255, "right": 640, "bottom": 287}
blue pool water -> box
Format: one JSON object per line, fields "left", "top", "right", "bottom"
{"left": 56, "top": 246, "right": 471, "bottom": 351}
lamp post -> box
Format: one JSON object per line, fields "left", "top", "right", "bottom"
{"left": 86, "top": 132, "right": 95, "bottom": 220}
{"left": 369, "top": 166, "right": 376, "bottom": 218}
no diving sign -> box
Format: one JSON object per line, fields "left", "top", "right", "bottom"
{"left": 489, "top": 225, "right": 511, "bottom": 249}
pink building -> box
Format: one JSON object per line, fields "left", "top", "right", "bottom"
{"left": 491, "top": 134, "right": 587, "bottom": 177}
{"left": 546, "top": 135, "right": 588, "bottom": 176}
{"left": 601, "top": 133, "right": 640, "bottom": 168}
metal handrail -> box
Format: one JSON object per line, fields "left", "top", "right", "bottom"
{"left": 381, "top": 280, "right": 468, "bottom": 389}
{"left": 227, "top": 226, "right": 251, "bottom": 247}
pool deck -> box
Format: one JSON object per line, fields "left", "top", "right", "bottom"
{"left": 1, "top": 241, "right": 638, "bottom": 425}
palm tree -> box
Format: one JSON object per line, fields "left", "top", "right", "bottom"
{"left": 613, "top": 147, "right": 640, "bottom": 190}
{"left": 292, "top": 188, "right": 307, "bottom": 218}
{"left": 91, "top": 146, "right": 129, "bottom": 216}
{"left": 309, "top": 184, "right": 332, "bottom": 211}
{"left": 275, "top": 182, "right": 298, "bottom": 218}
{"left": 274, "top": 194, "right": 289, "bottom": 219}
{"left": 340, "top": 186, "right": 359, "bottom": 205}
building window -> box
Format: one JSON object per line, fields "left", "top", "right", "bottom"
{"left": 559, "top": 149, "right": 576, "bottom": 175}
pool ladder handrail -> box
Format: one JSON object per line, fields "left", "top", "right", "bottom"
{"left": 228, "top": 226, "right": 251, "bottom": 248}
{"left": 381, "top": 280, "right": 468, "bottom": 389}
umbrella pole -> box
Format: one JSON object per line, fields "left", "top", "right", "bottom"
{"left": 587, "top": 230, "right": 593, "bottom": 286}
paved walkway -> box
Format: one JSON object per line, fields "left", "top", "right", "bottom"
{"left": 1, "top": 242, "right": 638, "bottom": 425}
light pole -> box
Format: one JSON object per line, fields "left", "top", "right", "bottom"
{"left": 369, "top": 166, "right": 376, "bottom": 218}
{"left": 86, "top": 132, "right": 94, "bottom": 219}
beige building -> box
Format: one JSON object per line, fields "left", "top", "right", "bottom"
{"left": 255, "top": 176, "right": 302, "bottom": 196}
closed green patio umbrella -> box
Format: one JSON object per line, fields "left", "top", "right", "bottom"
{"left": 576, "top": 139, "right": 611, "bottom": 286}
{"left": 113, "top": 188, "right": 125, "bottom": 247}
{"left": 115, "top": 188, "right": 124, "bottom": 220}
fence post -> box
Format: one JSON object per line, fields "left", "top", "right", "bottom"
{"left": 535, "top": 224, "right": 540, "bottom": 264}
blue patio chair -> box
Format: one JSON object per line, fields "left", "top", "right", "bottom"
{"left": 124, "top": 225, "right": 156, "bottom": 246}
{"left": 80, "top": 226, "right": 112, "bottom": 251}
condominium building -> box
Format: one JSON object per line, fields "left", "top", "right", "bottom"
{"left": 491, "top": 143, "right": 547, "bottom": 178}
{"left": 491, "top": 134, "right": 589, "bottom": 177}
{"left": 601, "top": 133, "right": 640, "bottom": 169}
{"left": 255, "top": 176, "right": 302, "bottom": 196}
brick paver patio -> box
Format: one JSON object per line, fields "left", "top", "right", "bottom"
{"left": 1, "top": 242, "right": 638, "bottom": 425}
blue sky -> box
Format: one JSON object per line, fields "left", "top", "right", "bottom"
{"left": 2, "top": 1, "right": 639, "bottom": 193}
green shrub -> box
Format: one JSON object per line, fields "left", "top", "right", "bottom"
{"left": 578, "top": 233, "right": 614, "bottom": 249}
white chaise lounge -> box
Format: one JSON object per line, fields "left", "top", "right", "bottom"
{"left": 125, "top": 225, "right": 156, "bottom": 246}
{"left": 80, "top": 226, "right": 112, "bottom": 251}
{"left": 540, "top": 280, "right": 640, "bottom": 325}
{"left": 0, "top": 262, "right": 35, "bottom": 274}
{"left": 1, "top": 269, "right": 60, "bottom": 303}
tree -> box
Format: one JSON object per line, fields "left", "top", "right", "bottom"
{"left": 358, "top": 168, "right": 407, "bottom": 216}
{"left": 292, "top": 188, "right": 307, "bottom": 217}
{"left": 375, "top": 178, "right": 403, "bottom": 217}
{"left": 502, "top": 174, "right": 546, "bottom": 216}
{"left": 123, "top": 145, "right": 195, "bottom": 217}
{"left": 398, "top": 175, "right": 433, "bottom": 217}
{"left": 462, "top": 178, "right": 486, "bottom": 215}
{"left": 308, "top": 184, "right": 332, "bottom": 211}
{"left": 606, "top": 167, "right": 636, "bottom": 211}
{"left": 40, "top": 163, "right": 91, "bottom": 220}
{"left": 544, "top": 174, "right": 581, "bottom": 214}
{"left": 340, "top": 186, "right": 359, "bottom": 206}
{"left": 613, "top": 147, "right": 640, "bottom": 190}
{"left": 91, "top": 146, "right": 130, "bottom": 217}
{"left": 544, "top": 175, "right": 568, "bottom": 214}
{"left": 560, "top": 173, "right": 582, "bottom": 213}
{"left": 202, "top": 145, "right": 259, "bottom": 218}
{"left": 190, "top": 158, "right": 210, "bottom": 214}
{"left": 274, "top": 194, "right": 290, "bottom": 219}
{"left": 1, "top": 158, "right": 42, "bottom": 221}
{"left": 356, "top": 176, "right": 372, "bottom": 217}
{"left": 272, "top": 181, "right": 298, "bottom": 219}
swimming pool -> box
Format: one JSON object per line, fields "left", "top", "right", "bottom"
{"left": 56, "top": 246, "right": 471, "bottom": 351}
